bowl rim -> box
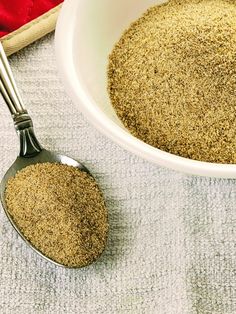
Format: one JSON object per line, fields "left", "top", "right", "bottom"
{"left": 55, "top": 0, "right": 236, "bottom": 178}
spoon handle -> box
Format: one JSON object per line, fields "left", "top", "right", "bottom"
{"left": 0, "top": 42, "right": 42, "bottom": 157}
{"left": 0, "top": 42, "right": 26, "bottom": 115}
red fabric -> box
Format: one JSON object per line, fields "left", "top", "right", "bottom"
{"left": 0, "top": 0, "right": 63, "bottom": 38}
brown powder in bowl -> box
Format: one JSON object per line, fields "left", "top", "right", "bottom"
{"left": 108, "top": 0, "right": 236, "bottom": 163}
{"left": 5, "top": 163, "right": 108, "bottom": 267}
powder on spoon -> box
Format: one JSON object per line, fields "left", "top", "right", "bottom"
{"left": 5, "top": 163, "right": 108, "bottom": 267}
{"left": 108, "top": 0, "right": 236, "bottom": 163}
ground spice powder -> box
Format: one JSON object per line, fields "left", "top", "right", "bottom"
{"left": 5, "top": 163, "right": 108, "bottom": 267}
{"left": 108, "top": 0, "right": 236, "bottom": 163}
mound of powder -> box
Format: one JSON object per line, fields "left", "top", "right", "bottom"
{"left": 5, "top": 163, "right": 108, "bottom": 267}
{"left": 108, "top": 0, "right": 236, "bottom": 163}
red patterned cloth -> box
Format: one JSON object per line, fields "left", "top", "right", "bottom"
{"left": 0, "top": 0, "right": 63, "bottom": 38}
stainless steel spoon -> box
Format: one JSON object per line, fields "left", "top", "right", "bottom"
{"left": 0, "top": 42, "right": 91, "bottom": 268}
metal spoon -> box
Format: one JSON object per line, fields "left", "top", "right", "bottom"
{"left": 0, "top": 42, "right": 91, "bottom": 268}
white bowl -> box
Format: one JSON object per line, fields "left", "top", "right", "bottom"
{"left": 55, "top": 0, "right": 236, "bottom": 178}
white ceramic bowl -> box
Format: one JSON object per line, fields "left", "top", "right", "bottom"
{"left": 55, "top": 0, "right": 236, "bottom": 178}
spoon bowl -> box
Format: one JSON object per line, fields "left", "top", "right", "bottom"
{"left": 0, "top": 149, "right": 91, "bottom": 268}
{"left": 0, "top": 149, "right": 90, "bottom": 268}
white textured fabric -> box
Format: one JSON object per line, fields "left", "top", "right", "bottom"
{"left": 0, "top": 34, "right": 235, "bottom": 314}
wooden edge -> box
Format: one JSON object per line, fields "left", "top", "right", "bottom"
{"left": 1, "top": 4, "right": 62, "bottom": 56}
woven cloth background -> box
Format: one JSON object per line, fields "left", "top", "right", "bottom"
{"left": 0, "top": 34, "right": 235, "bottom": 314}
